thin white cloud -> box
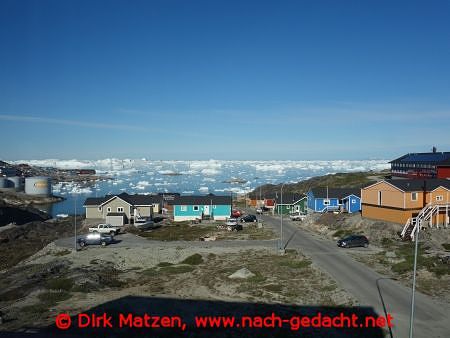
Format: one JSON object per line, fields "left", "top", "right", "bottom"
{"left": 0, "top": 113, "right": 149, "bottom": 131}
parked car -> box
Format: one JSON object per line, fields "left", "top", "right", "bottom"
{"left": 337, "top": 235, "right": 369, "bottom": 248}
{"left": 78, "top": 233, "right": 114, "bottom": 247}
{"left": 256, "top": 207, "right": 263, "bottom": 214}
{"left": 289, "top": 212, "right": 306, "bottom": 221}
{"left": 226, "top": 218, "right": 238, "bottom": 226}
{"left": 134, "top": 217, "right": 157, "bottom": 230}
{"left": 240, "top": 214, "right": 257, "bottom": 223}
{"left": 89, "top": 223, "right": 121, "bottom": 236}
{"left": 227, "top": 223, "right": 243, "bottom": 232}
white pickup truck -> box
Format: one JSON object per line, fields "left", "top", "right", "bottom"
{"left": 88, "top": 223, "right": 121, "bottom": 236}
{"left": 289, "top": 212, "right": 307, "bottom": 221}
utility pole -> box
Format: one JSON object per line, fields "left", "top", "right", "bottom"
{"left": 279, "top": 183, "right": 286, "bottom": 255}
{"left": 74, "top": 195, "right": 77, "bottom": 251}
{"left": 409, "top": 220, "right": 420, "bottom": 338}
{"left": 409, "top": 180, "right": 427, "bottom": 338}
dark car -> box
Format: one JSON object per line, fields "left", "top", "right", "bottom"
{"left": 226, "top": 223, "right": 243, "bottom": 232}
{"left": 240, "top": 214, "right": 257, "bottom": 223}
{"left": 337, "top": 235, "right": 369, "bottom": 248}
{"left": 78, "top": 233, "right": 114, "bottom": 247}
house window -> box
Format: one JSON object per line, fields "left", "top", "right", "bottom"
{"left": 107, "top": 207, "right": 111, "bottom": 212}
{"left": 411, "top": 192, "right": 418, "bottom": 201}
{"left": 436, "top": 195, "right": 443, "bottom": 202}
{"left": 323, "top": 200, "right": 330, "bottom": 206}
{"left": 180, "top": 205, "right": 187, "bottom": 211}
{"left": 98, "top": 206, "right": 102, "bottom": 211}
{"left": 117, "top": 207, "right": 124, "bottom": 212}
{"left": 286, "top": 206, "right": 290, "bottom": 209}
{"left": 351, "top": 199, "right": 356, "bottom": 204}
{"left": 193, "top": 205, "right": 199, "bottom": 211}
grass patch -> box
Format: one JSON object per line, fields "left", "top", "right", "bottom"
{"left": 72, "top": 282, "right": 98, "bottom": 293}
{"left": 159, "top": 265, "right": 195, "bottom": 274}
{"left": 142, "top": 268, "right": 158, "bottom": 276}
{"left": 391, "top": 243, "right": 449, "bottom": 277}
{"left": 263, "top": 284, "right": 283, "bottom": 292}
{"left": 180, "top": 254, "right": 203, "bottom": 265}
{"left": 53, "top": 249, "right": 71, "bottom": 257}
{"left": 45, "top": 278, "right": 74, "bottom": 291}
{"left": 332, "top": 229, "right": 354, "bottom": 238}
{"left": 279, "top": 259, "right": 312, "bottom": 269}
{"left": 0, "top": 287, "right": 27, "bottom": 302}
{"left": 37, "top": 290, "right": 71, "bottom": 304}
{"left": 97, "top": 267, "right": 126, "bottom": 288}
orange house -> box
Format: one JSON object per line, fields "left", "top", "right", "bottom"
{"left": 361, "top": 179, "right": 450, "bottom": 225}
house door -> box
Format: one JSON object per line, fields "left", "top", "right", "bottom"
{"left": 203, "top": 205, "right": 210, "bottom": 216}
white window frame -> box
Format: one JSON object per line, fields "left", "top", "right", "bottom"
{"left": 351, "top": 199, "right": 356, "bottom": 204}
{"left": 213, "top": 205, "right": 217, "bottom": 209}
{"left": 180, "top": 205, "right": 187, "bottom": 211}
{"left": 411, "top": 192, "right": 418, "bottom": 201}
{"left": 323, "top": 199, "right": 330, "bottom": 206}
{"left": 193, "top": 205, "right": 199, "bottom": 211}
{"left": 107, "top": 207, "right": 111, "bottom": 212}
{"left": 117, "top": 207, "right": 124, "bottom": 212}
{"left": 436, "top": 195, "right": 443, "bottom": 202}
{"left": 286, "top": 205, "right": 290, "bottom": 209}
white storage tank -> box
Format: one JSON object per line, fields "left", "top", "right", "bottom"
{"left": 7, "top": 176, "right": 24, "bottom": 191}
{"left": 25, "top": 177, "right": 52, "bottom": 196}
{"left": 0, "top": 177, "right": 8, "bottom": 189}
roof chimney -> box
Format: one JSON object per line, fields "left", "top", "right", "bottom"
{"left": 432, "top": 146, "right": 437, "bottom": 153}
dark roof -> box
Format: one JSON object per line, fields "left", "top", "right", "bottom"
{"left": 390, "top": 152, "right": 450, "bottom": 165}
{"left": 170, "top": 194, "right": 232, "bottom": 205}
{"left": 84, "top": 193, "right": 161, "bottom": 206}
{"left": 384, "top": 179, "right": 450, "bottom": 192}
{"left": 106, "top": 212, "right": 126, "bottom": 216}
{"left": 309, "top": 188, "right": 361, "bottom": 199}
{"left": 274, "top": 193, "right": 306, "bottom": 204}
{"left": 84, "top": 197, "right": 109, "bottom": 206}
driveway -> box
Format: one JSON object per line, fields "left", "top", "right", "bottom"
{"left": 259, "top": 212, "right": 450, "bottom": 338}
{"left": 55, "top": 232, "right": 278, "bottom": 250}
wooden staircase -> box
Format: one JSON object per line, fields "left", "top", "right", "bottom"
{"left": 401, "top": 203, "right": 450, "bottom": 241}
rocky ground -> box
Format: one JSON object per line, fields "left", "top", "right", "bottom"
{"left": 0, "top": 237, "right": 357, "bottom": 334}
{"left": 294, "top": 213, "right": 450, "bottom": 303}
{"left": 0, "top": 190, "right": 64, "bottom": 206}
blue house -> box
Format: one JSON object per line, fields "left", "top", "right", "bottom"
{"left": 171, "top": 194, "right": 232, "bottom": 221}
{"left": 307, "top": 188, "right": 361, "bottom": 213}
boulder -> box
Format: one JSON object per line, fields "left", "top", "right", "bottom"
{"left": 228, "top": 268, "right": 255, "bottom": 279}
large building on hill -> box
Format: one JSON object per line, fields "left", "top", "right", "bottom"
{"left": 390, "top": 148, "right": 450, "bottom": 179}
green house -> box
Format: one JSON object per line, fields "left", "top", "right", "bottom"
{"left": 275, "top": 193, "right": 307, "bottom": 215}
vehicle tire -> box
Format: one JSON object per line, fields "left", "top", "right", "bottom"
{"left": 110, "top": 231, "right": 115, "bottom": 236}
{"left": 101, "top": 241, "right": 106, "bottom": 247}
{"left": 79, "top": 241, "right": 85, "bottom": 247}
{"left": 363, "top": 243, "right": 369, "bottom": 248}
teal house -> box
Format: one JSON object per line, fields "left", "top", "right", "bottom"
{"left": 172, "top": 194, "right": 232, "bottom": 221}
{"left": 275, "top": 193, "right": 307, "bottom": 215}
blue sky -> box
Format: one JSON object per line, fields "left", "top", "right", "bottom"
{"left": 1, "top": 0, "right": 449, "bottom": 160}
